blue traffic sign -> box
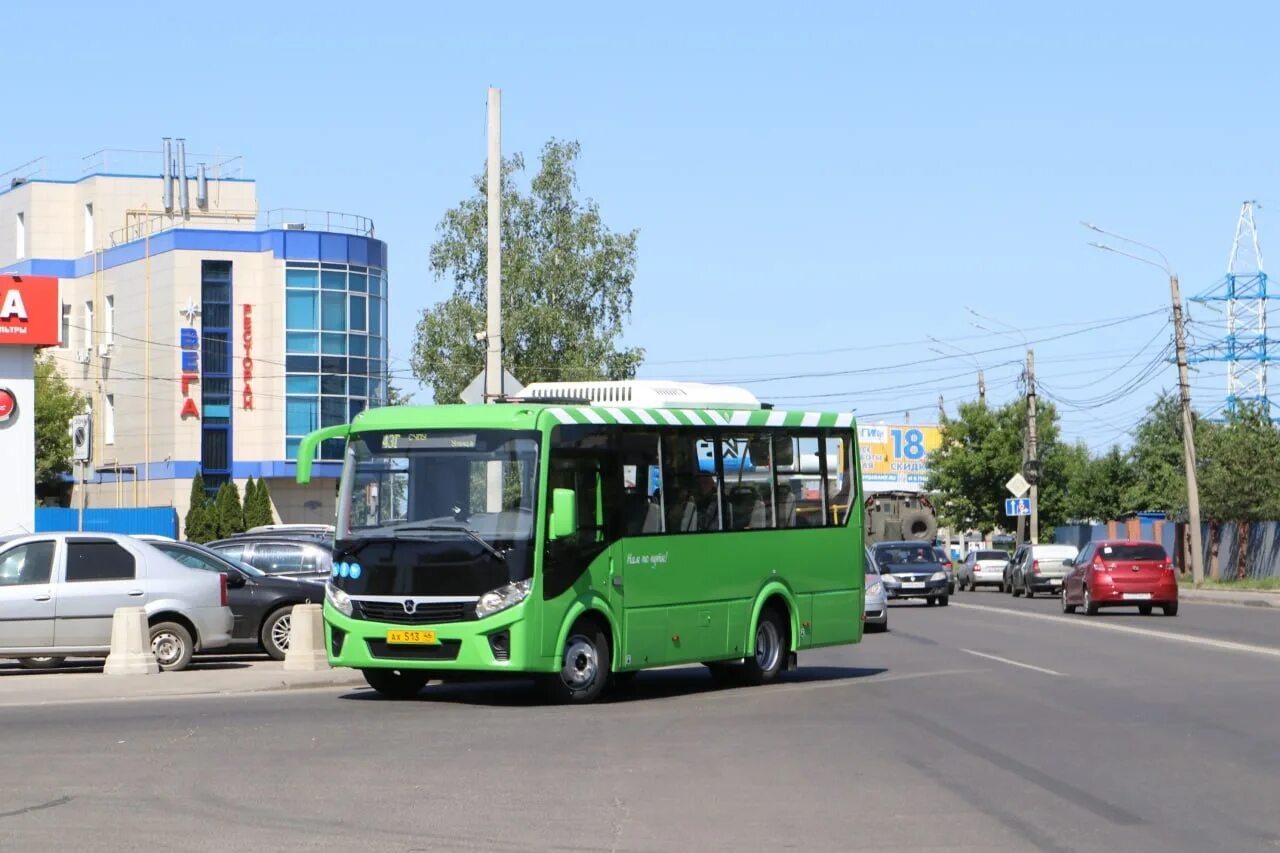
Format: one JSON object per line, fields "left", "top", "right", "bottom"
{"left": 1004, "top": 497, "right": 1031, "bottom": 517}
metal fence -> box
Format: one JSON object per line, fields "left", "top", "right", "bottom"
{"left": 1053, "top": 519, "right": 1280, "bottom": 580}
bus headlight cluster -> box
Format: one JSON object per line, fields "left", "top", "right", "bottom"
{"left": 476, "top": 578, "right": 532, "bottom": 619}
{"left": 325, "top": 582, "right": 354, "bottom": 617}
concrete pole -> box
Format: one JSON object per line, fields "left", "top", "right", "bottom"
{"left": 1027, "top": 349, "right": 1039, "bottom": 545}
{"left": 485, "top": 87, "right": 504, "bottom": 512}
{"left": 485, "top": 87, "right": 503, "bottom": 404}
{"left": 1170, "top": 274, "right": 1205, "bottom": 585}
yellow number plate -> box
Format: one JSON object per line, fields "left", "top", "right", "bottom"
{"left": 386, "top": 629, "right": 438, "bottom": 645}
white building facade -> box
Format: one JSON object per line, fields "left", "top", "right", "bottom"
{"left": 0, "top": 150, "right": 388, "bottom": 531}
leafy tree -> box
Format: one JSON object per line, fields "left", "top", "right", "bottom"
{"left": 412, "top": 139, "right": 644, "bottom": 402}
{"left": 927, "top": 397, "right": 1068, "bottom": 538}
{"left": 183, "top": 472, "right": 215, "bottom": 543}
{"left": 1125, "top": 394, "right": 1194, "bottom": 516}
{"left": 1197, "top": 403, "right": 1280, "bottom": 521}
{"left": 33, "top": 353, "right": 88, "bottom": 500}
{"left": 212, "top": 481, "right": 245, "bottom": 539}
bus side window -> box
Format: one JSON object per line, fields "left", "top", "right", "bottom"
{"left": 824, "top": 432, "right": 855, "bottom": 527}
{"left": 661, "top": 430, "right": 720, "bottom": 532}
{"left": 774, "top": 434, "right": 824, "bottom": 527}
{"left": 619, "top": 431, "right": 663, "bottom": 536}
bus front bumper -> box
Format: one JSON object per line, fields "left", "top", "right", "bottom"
{"left": 322, "top": 601, "right": 551, "bottom": 673}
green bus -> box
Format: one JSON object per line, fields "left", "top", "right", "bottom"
{"left": 295, "top": 380, "right": 866, "bottom": 703}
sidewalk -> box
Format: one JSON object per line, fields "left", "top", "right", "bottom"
{"left": 0, "top": 656, "right": 366, "bottom": 708}
{"left": 1180, "top": 587, "right": 1280, "bottom": 608}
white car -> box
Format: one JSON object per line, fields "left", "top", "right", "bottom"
{"left": 0, "top": 532, "right": 234, "bottom": 671}
{"left": 863, "top": 547, "right": 888, "bottom": 632}
{"left": 959, "top": 549, "right": 1011, "bottom": 591}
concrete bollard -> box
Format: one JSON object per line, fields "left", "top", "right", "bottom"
{"left": 283, "top": 603, "right": 330, "bottom": 672}
{"left": 103, "top": 607, "right": 160, "bottom": 675}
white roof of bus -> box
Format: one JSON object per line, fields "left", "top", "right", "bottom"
{"left": 519, "top": 380, "right": 762, "bottom": 410}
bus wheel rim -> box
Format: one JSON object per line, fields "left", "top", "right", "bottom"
{"left": 756, "top": 621, "right": 780, "bottom": 671}
{"left": 562, "top": 635, "right": 597, "bottom": 689}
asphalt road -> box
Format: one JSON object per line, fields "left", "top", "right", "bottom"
{"left": 2, "top": 595, "right": 1279, "bottom": 852}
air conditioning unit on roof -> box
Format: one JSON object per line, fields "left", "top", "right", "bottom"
{"left": 283, "top": 222, "right": 307, "bottom": 231}
{"left": 518, "top": 380, "right": 762, "bottom": 410}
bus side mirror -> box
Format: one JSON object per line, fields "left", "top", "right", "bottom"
{"left": 550, "top": 488, "right": 578, "bottom": 541}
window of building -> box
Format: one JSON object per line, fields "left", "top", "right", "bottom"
{"left": 83, "top": 301, "right": 94, "bottom": 352}
{"left": 15, "top": 212, "right": 24, "bottom": 259}
{"left": 104, "top": 295, "right": 114, "bottom": 346}
{"left": 104, "top": 394, "right": 115, "bottom": 445}
{"left": 84, "top": 203, "right": 94, "bottom": 253}
{"left": 65, "top": 540, "right": 136, "bottom": 582}
{"left": 60, "top": 304, "right": 71, "bottom": 349}
{"left": 201, "top": 261, "right": 233, "bottom": 493}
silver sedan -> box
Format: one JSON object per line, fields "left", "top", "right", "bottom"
{"left": 863, "top": 547, "right": 888, "bottom": 632}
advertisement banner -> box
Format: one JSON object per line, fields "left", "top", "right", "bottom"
{"left": 859, "top": 423, "right": 942, "bottom": 490}
{"left": 0, "top": 275, "right": 61, "bottom": 346}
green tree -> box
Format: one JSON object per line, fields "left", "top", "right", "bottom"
{"left": 1124, "top": 394, "right": 1189, "bottom": 515}
{"left": 1198, "top": 403, "right": 1280, "bottom": 521}
{"left": 1061, "top": 445, "right": 1138, "bottom": 522}
{"left": 244, "top": 477, "right": 275, "bottom": 528}
{"left": 411, "top": 139, "right": 644, "bottom": 402}
{"left": 212, "top": 481, "right": 245, "bottom": 539}
{"left": 33, "top": 353, "right": 88, "bottom": 500}
{"left": 926, "top": 398, "right": 1068, "bottom": 538}
{"left": 183, "top": 472, "right": 215, "bottom": 543}
{"left": 242, "top": 477, "right": 257, "bottom": 523}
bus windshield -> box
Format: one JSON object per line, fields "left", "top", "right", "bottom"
{"left": 337, "top": 429, "right": 541, "bottom": 544}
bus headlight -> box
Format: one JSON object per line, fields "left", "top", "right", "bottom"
{"left": 476, "top": 578, "right": 532, "bottom": 619}
{"left": 326, "top": 582, "right": 354, "bottom": 617}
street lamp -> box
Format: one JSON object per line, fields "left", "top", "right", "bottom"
{"left": 1085, "top": 222, "right": 1206, "bottom": 586}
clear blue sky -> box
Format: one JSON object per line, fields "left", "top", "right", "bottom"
{"left": 5, "top": 0, "right": 1278, "bottom": 451}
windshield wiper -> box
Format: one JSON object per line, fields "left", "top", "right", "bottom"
{"left": 372, "top": 520, "right": 508, "bottom": 562}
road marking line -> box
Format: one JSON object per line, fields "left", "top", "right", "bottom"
{"left": 960, "top": 648, "right": 1065, "bottom": 676}
{"left": 953, "top": 602, "right": 1280, "bottom": 660}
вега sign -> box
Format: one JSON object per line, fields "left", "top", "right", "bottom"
{"left": 0, "top": 275, "right": 61, "bottom": 346}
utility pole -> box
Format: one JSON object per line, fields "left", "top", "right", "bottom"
{"left": 937, "top": 394, "right": 945, "bottom": 422}
{"left": 1171, "top": 274, "right": 1206, "bottom": 585}
{"left": 484, "top": 87, "right": 504, "bottom": 512}
{"left": 978, "top": 369, "right": 986, "bottom": 407}
{"left": 1026, "top": 349, "right": 1039, "bottom": 545}
{"left": 484, "top": 86, "right": 503, "bottom": 404}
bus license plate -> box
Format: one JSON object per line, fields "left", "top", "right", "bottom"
{"left": 387, "top": 629, "right": 438, "bottom": 644}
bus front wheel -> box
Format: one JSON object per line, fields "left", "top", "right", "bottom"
{"left": 542, "top": 622, "right": 611, "bottom": 704}
{"left": 362, "top": 668, "right": 430, "bottom": 699}
{"left": 739, "top": 607, "right": 788, "bottom": 686}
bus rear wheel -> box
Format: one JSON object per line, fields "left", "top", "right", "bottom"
{"left": 739, "top": 607, "right": 788, "bottom": 686}
{"left": 541, "top": 622, "right": 611, "bottom": 704}
{"left": 362, "top": 668, "right": 430, "bottom": 699}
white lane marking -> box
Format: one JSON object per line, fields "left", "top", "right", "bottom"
{"left": 960, "top": 648, "right": 1065, "bottom": 677}
{"left": 953, "top": 602, "right": 1280, "bottom": 660}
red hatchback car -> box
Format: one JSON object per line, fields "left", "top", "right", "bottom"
{"left": 1062, "top": 540, "right": 1178, "bottom": 616}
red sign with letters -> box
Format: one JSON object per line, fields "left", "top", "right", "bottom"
{"left": 0, "top": 275, "right": 60, "bottom": 346}
{"left": 242, "top": 304, "right": 254, "bottom": 411}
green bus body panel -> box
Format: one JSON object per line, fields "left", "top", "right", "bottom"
{"left": 295, "top": 425, "right": 351, "bottom": 484}
{"left": 315, "top": 402, "right": 865, "bottom": 677}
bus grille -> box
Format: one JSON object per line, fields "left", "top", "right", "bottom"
{"left": 366, "top": 639, "right": 462, "bottom": 661}
{"left": 354, "top": 600, "right": 472, "bottom": 625}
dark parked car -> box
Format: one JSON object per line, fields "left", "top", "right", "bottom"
{"left": 138, "top": 537, "right": 325, "bottom": 658}
{"left": 205, "top": 535, "right": 333, "bottom": 580}
{"left": 872, "top": 540, "right": 951, "bottom": 606}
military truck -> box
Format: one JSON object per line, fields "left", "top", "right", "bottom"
{"left": 865, "top": 490, "right": 938, "bottom": 545}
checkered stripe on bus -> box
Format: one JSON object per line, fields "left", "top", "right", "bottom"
{"left": 542, "top": 407, "right": 855, "bottom": 430}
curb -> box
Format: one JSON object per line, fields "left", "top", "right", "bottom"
{"left": 0, "top": 671, "right": 366, "bottom": 709}
{"left": 1179, "top": 588, "right": 1279, "bottom": 608}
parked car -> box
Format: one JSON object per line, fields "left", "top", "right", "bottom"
{"left": 0, "top": 532, "right": 233, "bottom": 671}
{"left": 1010, "top": 543, "right": 1079, "bottom": 598}
{"left": 1003, "top": 545, "right": 1028, "bottom": 593}
{"left": 932, "top": 546, "right": 956, "bottom": 595}
{"left": 245, "top": 524, "right": 335, "bottom": 539}
{"left": 958, "top": 549, "right": 1010, "bottom": 591}
{"left": 871, "top": 541, "right": 950, "bottom": 606}
{"left": 205, "top": 535, "right": 333, "bottom": 580}
{"left": 863, "top": 547, "right": 889, "bottom": 632}
{"left": 1062, "top": 540, "right": 1178, "bottom": 616}
{"left": 137, "top": 537, "right": 324, "bottom": 659}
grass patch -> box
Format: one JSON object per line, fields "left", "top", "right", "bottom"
{"left": 1178, "top": 575, "right": 1280, "bottom": 591}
